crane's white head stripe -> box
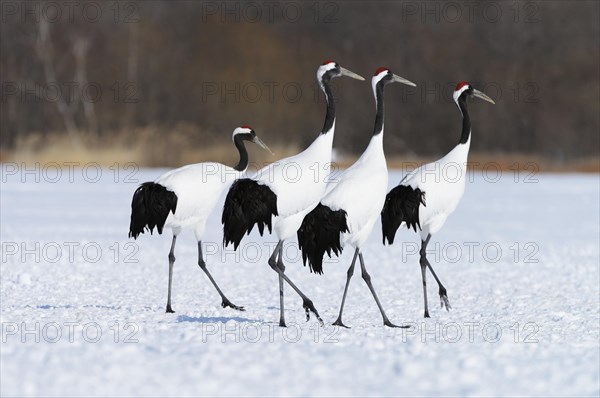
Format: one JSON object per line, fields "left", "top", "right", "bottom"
{"left": 317, "top": 61, "right": 338, "bottom": 82}
{"left": 372, "top": 68, "right": 390, "bottom": 94}
{"left": 232, "top": 126, "right": 253, "bottom": 140}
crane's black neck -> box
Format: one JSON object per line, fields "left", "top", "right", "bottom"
{"left": 320, "top": 76, "right": 335, "bottom": 135}
{"left": 457, "top": 95, "right": 471, "bottom": 144}
{"left": 233, "top": 133, "right": 250, "bottom": 171}
{"left": 373, "top": 81, "right": 386, "bottom": 136}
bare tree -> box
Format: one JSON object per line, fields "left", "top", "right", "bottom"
{"left": 35, "top": 20, "right": 98, "bottom": 144}
{"left": 35, "top": 19, "right": 81, "bottom": 147}
{"left": 72, "top": 36, "right": 99, "bottom": 137}
{"left": 126, "top": 22, "right": 139, "bottom": 128}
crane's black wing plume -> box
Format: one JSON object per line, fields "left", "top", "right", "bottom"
{"left": 297, "top": 203, "right": 349, "bottom": 274}
{"left": 129, "top": 182, "right": 178, "bottom": 239}
{"left": 222, "top": 179, "right": 278, "bottom": 249}
{"left": 381, "top": 185, "right": 426, "bottom": 244}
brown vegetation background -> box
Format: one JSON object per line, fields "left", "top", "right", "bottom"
{"left": 1, "top": 1, "right": 598, "bottom": 170}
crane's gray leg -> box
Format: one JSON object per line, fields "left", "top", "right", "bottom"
{"left": 276, "top": 242, "right": 285, "bottom": 272}
{"left": 332, "top": 248, "right": 359, "bottom": 328}
{"left": 359, "top": 252, "right": 405, "bottom": 328}
{"left": 166, "top": 235, "right": 177, "bottom": 313}
{"left": 420, "top": 235, "right": 432, "bottom": 317}
{"left": 421, "top": 234, "right": 451, "bottom": 312}
{"left": 197, "top": 241, "right": 244, "bottom": 311}
{"left": 276, "top": 243, "right": 288, "bottom": 326}
{"left": 268, "top": 240, "right": 323, "bottom": 326}
{"left": 420, "top": 256, "right": 429, "bottom": 318}
{"left": 426, "top": 261, "right": 450, "bottom": 311}
{"left": 268, "top": 241, "right": 286, "bottom": 327}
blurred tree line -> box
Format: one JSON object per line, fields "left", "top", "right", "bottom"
{"left": 1, "top": 0, "right": 598, "bottom": 162}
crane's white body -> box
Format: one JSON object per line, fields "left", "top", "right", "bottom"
{"left": 321, "top": 133, "right": 388, "bottom": 248}
{"left": 157, "top": 163, "right": 243, "bottom": 239}
{"left": 401, "top": 136, "right": 470, "bottom": 239}
{"left": 253, "top": 129, "right": 334, "bottom": 240}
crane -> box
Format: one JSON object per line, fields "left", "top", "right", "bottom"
{"left": 129, "top": 126, "right": 271, "bottom": 313}
{"left": 297, "top": 67, "right": 416, "bottom": 327}
{"left": 381, "top": 82, "right": 495, "bottom": 317}
{"left": 221, "top": 61, "right": 364, "bottom": 326}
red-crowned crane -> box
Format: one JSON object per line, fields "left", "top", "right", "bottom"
{"left": 297, "top": 67, "right": 416, "bottom": 328}
{"left": 381, "top": 82, "right": 495, "bottom": 317}
{"left": 221, "top": 61, "right": 364, "bottom": 327}
{"left": 129, "top": 126, "right": 271, "bottom": 313}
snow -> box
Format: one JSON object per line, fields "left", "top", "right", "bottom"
{"left": 1, "top": 166, "right": 599, "bottom": 397}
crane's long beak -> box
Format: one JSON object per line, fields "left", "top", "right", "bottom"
{"left": 340, "top": 66, "right": 365, "bottom": 81}
{"left": 472, "top": 89, "right": 495, "bottom": 104}
{"left": 392, "top": 74, "right": 417, "bottom": 87}
{"left": 253, "top": 136, "right": 274, "bottom": 155}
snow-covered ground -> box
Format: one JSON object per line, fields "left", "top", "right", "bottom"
{"left": 1, "top": 165, "right": 599, "bottom": 397}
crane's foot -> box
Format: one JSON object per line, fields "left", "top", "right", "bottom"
{"left": 221, "top": 299, "right": 245, "bottom": 311}
{"left": 303, "top": 299, "right": 324, "bottom": 326}
{"left": 332, "top": 318, "right": 350, "bottom": 329}
{"left": 165, "top": 304, "right": 175, "bottom": 313}
{"left": 439, "top": 287, "right": 451, "bottom": 311}
{"left": 384, "top": 319, "right": 411, "bottom": 328}
{"left": 279, "top": 318, "right": 287, "bottom": 328}
{"left": 424, "top": 310, "right": 430, "bottom": 318}
{"left": 383, "top": 319, "right": 399, "bottom": 328}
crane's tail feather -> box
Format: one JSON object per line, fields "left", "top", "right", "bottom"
{"left": 297, "top": 203, "right": 348, "bottom": 274}
{"left": 381, "top": 185, "right": 425, "bottom": 245}
{"left": 222, "top": 179, "right": 278, "bottom": 250}
{"left": 129, "top": 182, "right": 178, "bottom": 239}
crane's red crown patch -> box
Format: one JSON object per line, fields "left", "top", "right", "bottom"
{"left": 374, "top": 67, "right": 389, "bottom": 76}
